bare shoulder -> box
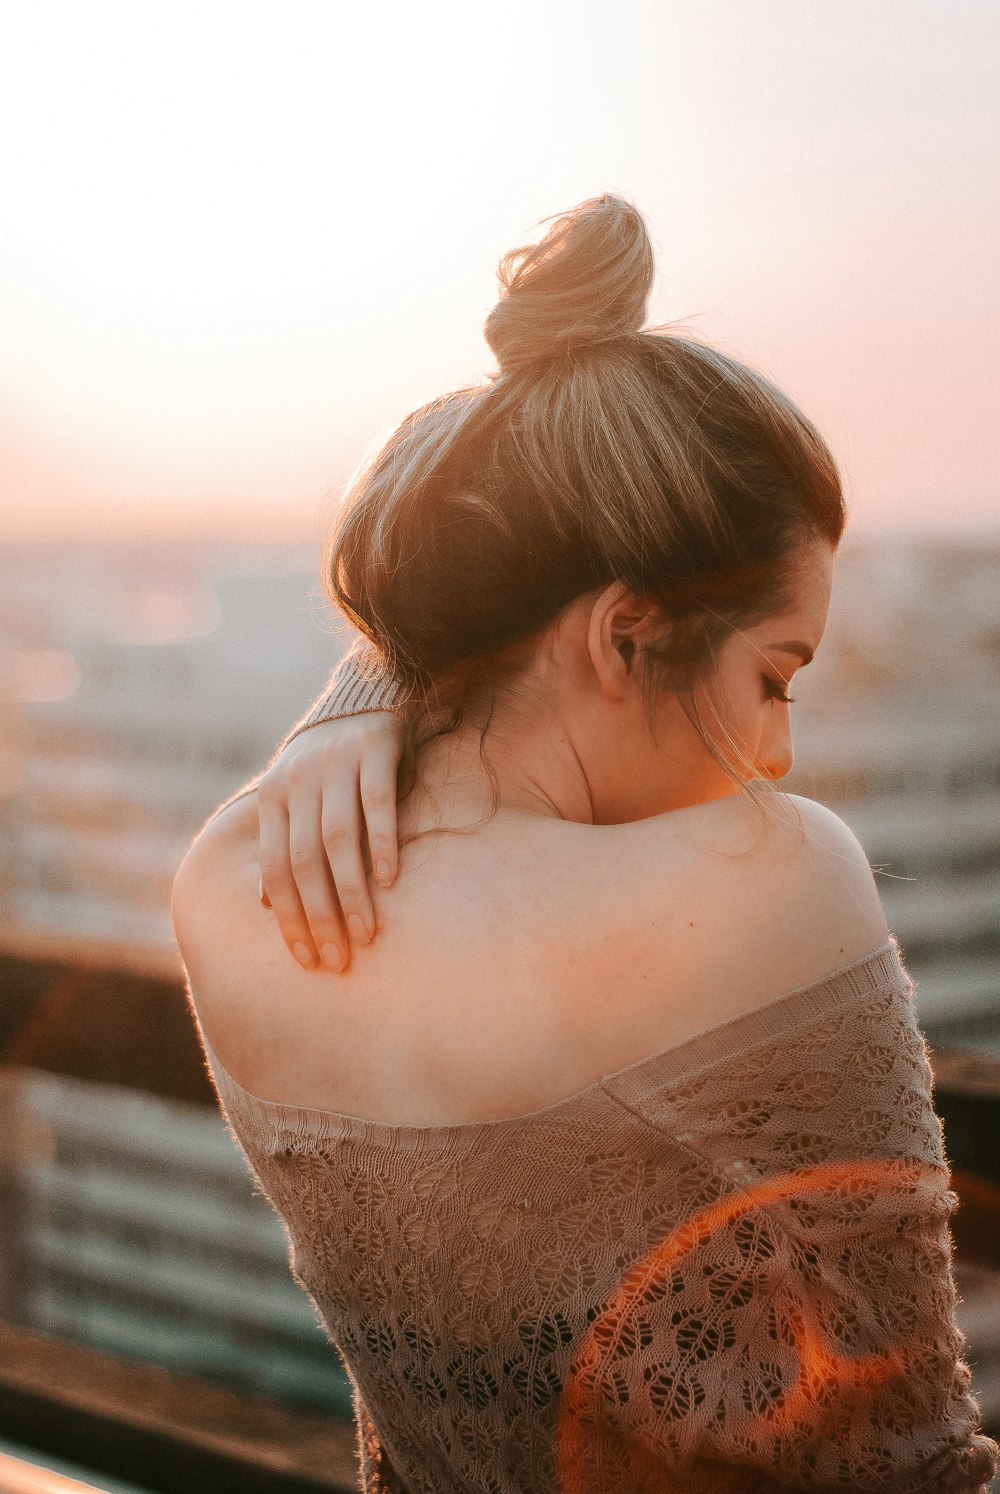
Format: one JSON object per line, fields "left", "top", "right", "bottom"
{"left": 170, "top": 784, "right": 317, "bottom": 1096}
{"left": 171, "top": 788, "right": 260, "bottom": 954}
{"left": 170, "top": 785, "right": 289, "bottom": 1054}
{"left": 632, "top": 790, "right": 893, "bottom": 1003}
{"left": 176, "top": 787, "right": 258, "bottom": 874}
{"left": 754, "top": 791, "right": 892, "bottom": 969}
{"left": 776, "top": 792, "right": 885, "bottom": 882}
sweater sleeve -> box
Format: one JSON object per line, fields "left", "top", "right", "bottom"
{"left": 586, "top": 953, "right": 999, "bottom": 1492}
{"left": 268, "top": 634, "right": 408, "bottom": 767}
{"left": 191, "top": 637, "right": 408, "bottom": 837}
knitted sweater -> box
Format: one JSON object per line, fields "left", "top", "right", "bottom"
{"left": 201, "top": 646, "right": 999, "bottom": 1493}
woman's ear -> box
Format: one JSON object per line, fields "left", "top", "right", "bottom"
{"left": 587, "top": 583, "right": 662, "bottom": 702}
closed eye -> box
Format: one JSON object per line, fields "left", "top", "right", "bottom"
{"left": 763, "top": 675, "right": 796, "bottom": 705}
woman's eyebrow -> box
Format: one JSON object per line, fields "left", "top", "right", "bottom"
{"left": 768, "top": 640, "right": 814, "bottom": 664}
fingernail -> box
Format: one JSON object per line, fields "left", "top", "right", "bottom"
{"left": 376, "top": 859, "right": 392, "bottom": 885}
{"left": 293, "top": 942, "right": 316, "bottom": 969}
{"left": 348, "top": 914, "right": 369, "bottom": 946}
{"left": 321, "top": 943, "right": 344, "bottom": 971}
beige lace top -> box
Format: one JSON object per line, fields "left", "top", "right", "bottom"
{"left": 199, "top": 649, "right": 999, "bottom": 1492}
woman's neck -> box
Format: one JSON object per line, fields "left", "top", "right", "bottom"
{"left": 397, "top": 717, "right": 595, "bottom": 842}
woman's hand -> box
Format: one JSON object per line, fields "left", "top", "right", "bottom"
{"left": 256, "top": 711, "right": 410, "bottom": 972}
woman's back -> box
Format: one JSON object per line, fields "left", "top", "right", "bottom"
{"left": 174, "top": 793, "right": 997, "bottom": 1493}
{"left": 176, "top": 788, "right": 890, "bottom": 1130}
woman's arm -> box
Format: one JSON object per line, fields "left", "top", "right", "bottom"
{"left": 255, "top": 636, "right": 412, "bottom": 973}
{"left": 268, "top": 635, "right": 408, "bottom": 764}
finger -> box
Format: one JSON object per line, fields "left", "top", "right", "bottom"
{"left": 398, "top": 731, "right": 417, "bottom": 802}
{"left": 320, "top": 782, "right": 376, "bottom": 952}
{"left": 359, "top": 742, "right": 403, "bottom": 887}
{"left": 258, "top": 789, "right": 344, "bottom": 972}
{"left": 283, "top": 778, "right": 368, "bottom": 970}
{"left": 258, "top": 872, "right": 271, "bottom": 909}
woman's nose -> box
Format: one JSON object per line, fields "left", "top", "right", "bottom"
{"left": 759, "top": 728, "right": 794, "bottom": 781}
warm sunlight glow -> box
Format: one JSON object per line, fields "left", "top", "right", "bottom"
{"left": 1, "top": 648, "right": 82, "bottom": 704}
{"left": 556, "top": 1156, "right": 944, "bottom": 1488}
{"left": 1, "top": 0, "right": 996, "bottom": 538}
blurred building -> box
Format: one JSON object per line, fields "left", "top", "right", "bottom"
{"left": 0, "top": 539, "right": 351, "bottom": 953}
{"left": 0, "top": 1062, "right": 353, "bottom": 1414}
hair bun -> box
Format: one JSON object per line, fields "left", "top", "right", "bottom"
{"left": 483, "top": 193, "right": 654, "bottom": 375}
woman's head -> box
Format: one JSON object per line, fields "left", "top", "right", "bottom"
{"left": 322, "top": 193, "right": 846, "bottom": 814}
{"left": 546, "top": 537, "right": 835, "bottom": 820}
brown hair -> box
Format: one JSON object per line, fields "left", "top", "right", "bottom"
{"left": 321, "top": 193, "right": 845, "bottom": 807}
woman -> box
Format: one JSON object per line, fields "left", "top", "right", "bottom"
{"left": 171, "top": 196, "right": 998, "bottom": 1493}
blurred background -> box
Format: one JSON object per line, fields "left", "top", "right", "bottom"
{"left": 0, "top": 1, "right": 998, "bottom": 1490}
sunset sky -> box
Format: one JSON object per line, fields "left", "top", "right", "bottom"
{"left": 1, "top": 0, "right": 996, "bottom": 542}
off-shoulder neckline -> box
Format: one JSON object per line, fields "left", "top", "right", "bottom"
{"left": 200, "top": 936, "right": 909, "bottom": 1147}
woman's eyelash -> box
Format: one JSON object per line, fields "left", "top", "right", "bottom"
{"left": 763, "top": 675, "right": 796, "bottom": 704}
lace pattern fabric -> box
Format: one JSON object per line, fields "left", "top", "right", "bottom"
{"left": 198, "top": 937, "right": 998, "bottom": 1493}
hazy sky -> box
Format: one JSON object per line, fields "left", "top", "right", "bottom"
{"left": 1, "top": 0, "right": 997, "bottom": 541}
